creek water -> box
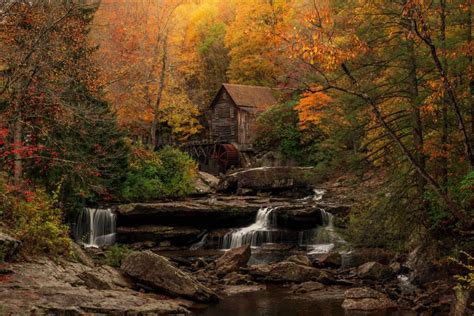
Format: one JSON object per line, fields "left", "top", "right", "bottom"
{"left": 197, "top": 285, "right": 415, "bottom": 316}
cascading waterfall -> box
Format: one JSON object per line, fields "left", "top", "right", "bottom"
{"left": 221, "top": 207, "right": 277, "bottom": 249}
{"left": 305, "top": 209, "right": 346, "bottom": 254}
{"left": 74, "top": 208, "right": 116, "bottom": 248}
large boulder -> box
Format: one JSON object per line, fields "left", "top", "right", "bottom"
{"left": 249, "top": 262, "right": 321, "bottom": 283}
{"left": 314, "top": 252, "right": 342, "bottom": 268}
{"left": 193, "top": 171, "right": 220, "bottom": 195}
{"left": 215, "top": 245, "right": 251, "bottom": 276}
{"left": 78, "top": 265, "right": 135, "bottom": 290}
{"left": 286, "top": 254, "right": 312, "bottom": 267}
{"left": 217, "top": 167, "right": 319, "bottom": 195}
{"left": 357, "top": 262, "right": 393, "bottom": 280}
{"left": 342, "top": 287, "right": 397, "bottom": 310}
{"left": 121, "top": 251, "right": 218, "bottom": 303}
{"left": 0, "top": 231, "right": 21, "bottom": 261}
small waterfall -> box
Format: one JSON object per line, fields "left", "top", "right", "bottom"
{"left": 190, "top": 233, "right": 208, "bottom": 250}
{"left": 221, "top": 207, "right": 277, "bottom": 249}
{"left": 74, "top": 208, "right": 116, "bottom": 248}
{"left": 307, "top": 209, "right": 346, "bottom": 254}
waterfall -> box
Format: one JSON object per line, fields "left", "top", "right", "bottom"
{"left": 306, "top": 209, "right": 346, "bottom": 254}
{"left": 221, "top": 207, "right": 277, "bottom": 249}
{"left": 74, "top": 208, "right": 116, "bottom": 248}
{"left": 190, "top": 233, "right": 208, "bottom": 250}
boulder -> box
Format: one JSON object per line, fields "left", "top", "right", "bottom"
{"left": 0, "top": 231, "right": 20, "bottom": 261}
{"left": 121, "top": 251, "right": 218, "bottom": 303}
{"left": 357, "top": 262, "right": 393, "bottom": 280}
{"left": 193, "top": 171, "right": 220, "bottom": 195}
{"left": 215, "top": 245, "right": 251, "bottom": 276}
{"left": 342, "top": 287, "right": 397, "bottom": 310}
{"left": 342, "top": 248, "right": 395, "bottom": 269}
{"left": 314, "top": 252, "right": 342, "bottom": 268}
{"left": 291, "top": 281, "right": 325, "bottom": 294}
{"left": 286, "top": 254, "right": 312, "bottom": 267}
{"left": 78, "top": 265, "right": 135, "bottom": 290}
{"left": 71, "top": 243, "right": 95, "bottom": 267}
{"left": 249, "top": 262, "right": 321, "bottom": 283}
{"left": 217, "top": 167, "right": 319, "bottom": 195}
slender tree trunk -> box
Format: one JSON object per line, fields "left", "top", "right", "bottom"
{"left": 440, "top": 0, "right": 449, "bottom": 189}
{"left": 407, "top": 35, "right": 427, "bottom": 210}
{"left": 467, "top": 0, "right": 474, "bottom": 150}
{"left": 150, "top": 36, "right": 168, "bottom": 150}
{"left": 13, "top": 110, "right": 22, "bottom": 186}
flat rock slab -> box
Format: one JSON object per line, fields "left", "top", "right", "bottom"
{"left": 0, "top": 258, "right": 188, "bottom": 314}
{"left": 121, "top": 250, "right": 219, "bottom": 303}
{"left": 342, "top": 287, "right": 397, "bottom": 311}
{"left": 117, "top": 225, "right": 204, "bottom": 246}
{"left": 116, "top": 196, "right": 337, "bottom": 230}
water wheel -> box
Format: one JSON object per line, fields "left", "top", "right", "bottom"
{"left": 211, "top": 143, "right": 239, "bottom": 171}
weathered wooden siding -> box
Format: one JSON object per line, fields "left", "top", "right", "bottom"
{"left": 210, "top": 90, "right": 238, "bottom": 143}
{"left": 237, "top": 109, "right": 253, "bottom": 144}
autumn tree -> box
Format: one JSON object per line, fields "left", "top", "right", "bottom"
{"left": 0, "top": 1, "right": 128, "bottom": 208}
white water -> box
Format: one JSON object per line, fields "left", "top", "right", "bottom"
{"left": 221, "top": 207, "right": 277, "bottom": 249}
{"left": 74, "top": 208, "right": 116, "bottom": 248}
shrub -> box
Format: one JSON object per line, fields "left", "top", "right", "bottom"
{"left": 120, "top": 145, "right": 197, "bottom": 201}
{"left": 103, "top": 244, "right": 131, "bottom": 268}
{"left": 0, "top": 175, "right": 71, "bottom": 257}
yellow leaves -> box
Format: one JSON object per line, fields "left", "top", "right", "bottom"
{"left": 295, "top": 85, "right": 332, "bottom": 130}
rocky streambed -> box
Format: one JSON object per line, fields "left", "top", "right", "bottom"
{"left": 0, "top": 168, "right": 468, "bottom": 315}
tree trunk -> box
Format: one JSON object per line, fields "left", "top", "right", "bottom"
{"left": 13, "top": 112, "right": 22, "bottom": 186}
{"left": 440, "top": 0, "right": 449, "bottom": 189}
{"left": 150, "top": 36, "right": 168, "bottom": 150}
{"left": 407, "top": 35, "right": 427, "bottom": 212}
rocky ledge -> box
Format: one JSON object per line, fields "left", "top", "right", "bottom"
{"left": 0, "top": 258, "right": 189, "bottom": 314}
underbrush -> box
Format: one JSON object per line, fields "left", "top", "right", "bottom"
{"left": 120, "top": 145, "right": 197, "bottom": 202}
{"left": 0, "top": 175, "right": 71, "bottom": 257}
{"left": 102, "top": 244, "right": 131, "bottom": 267}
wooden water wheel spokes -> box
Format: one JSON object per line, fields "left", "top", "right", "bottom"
{"left": 211, "top": 143, "right": 239, "bottom": 170}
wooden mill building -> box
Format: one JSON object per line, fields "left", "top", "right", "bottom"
{"left": 182, "top": 83, "right": 278, "bottom": 174}
{"left": 209, "top": 83, "right": 277, "bottom": 145}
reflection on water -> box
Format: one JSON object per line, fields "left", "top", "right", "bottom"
{"left": 197, "top": 286, "right": 414, "bottom": 316}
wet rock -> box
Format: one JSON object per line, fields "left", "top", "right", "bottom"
{"left": 221, "top": 272, "right": 255, "bottom": 285}
{"left": 357, "top": 262, "right": 393, "bottom": 280}
{"left": 291, "top": 281, "right": 325, "bottom": 294}
{"left": 71, "top": 243, "right": 95, "bottom": 267}
{"left": 221, "top": 284, "right": 266, "bottom": 296}
{"left": 342, "top": 248, "right": 395, "bottom": 269}
{"left": 116, "top": 198, "right": 264, "bottom": 228}
{"left": 274, "top": 206, "right": 327, "bottom": 229}
{"left": 342, "top": 287, "right": 397, "bottom": 310}
{"left": 194, "top": 171, "right": 220, "bottom": 195}
{"left": 286, "top": 254, "right": 312, "bottom": 267}
{"left": 117, "top": 225, "right": 204, "bottom": 246}
{"left": 217, "top": 167, "right": 319, "bottom": 196}
{"left": 78, "top": 265, "right": 135, "bottom": 290}
{"left": 0, "top": 258, "right": 188, "bottom": 314}
{"left": 314, "top": 252, "right": 342, "bottom": 268}
{"left": 249, "top": 262, "right": 321, "bottom": 283}
{"left": 121, "top": 250, "right": 219, "bottom": 303}
{"left": 215, "top": 245, "right": 251, "bottom": 276}
{"left": 0, "top": 231, "right": 21, "bottom": 261}
{"left": 389, "top": 262, "right": 401, "bottom": 274}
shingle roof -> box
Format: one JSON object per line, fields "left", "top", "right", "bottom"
{"left": 220, "top": 83, "right": 277, "bottom": 113}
